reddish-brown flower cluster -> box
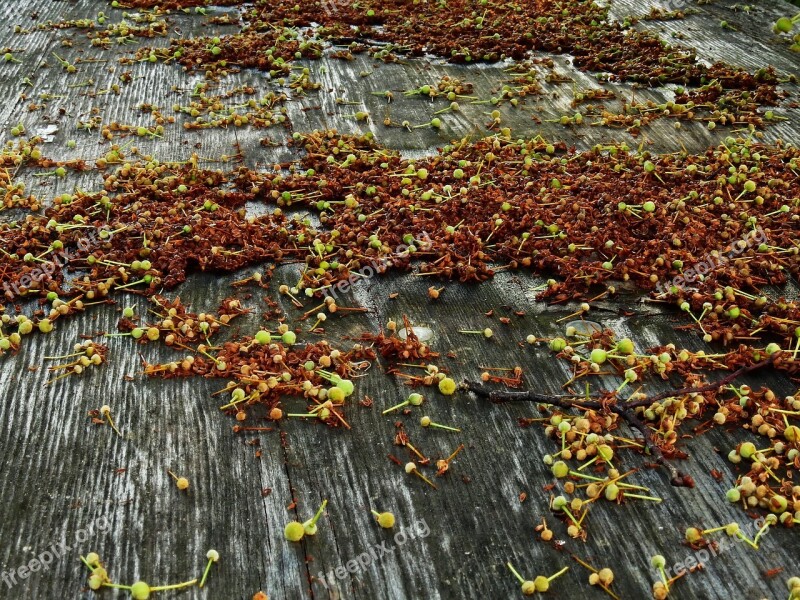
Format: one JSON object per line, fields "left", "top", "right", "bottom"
{"left": 246, "top": 0, "right": 783, "bottom": 97}
{"left": 1, "top": 130, "right": 798, "bottom": 377}
{"left": 144, "top": 334, "right": 375, "bottom": 427}
{"left": 357, "top": 317, "right": 439, "bottom": 363}
{"left": 117, "top": 294, "right": 247, "bottom": 348}
{"left": 131, "top": 31, "right": 322, "bottom": 78}
{"left": 117, "top": 0, "right": 241, "bottom": 8}
{"left": 123, "top": 0, "right": 785, "bottom": 130}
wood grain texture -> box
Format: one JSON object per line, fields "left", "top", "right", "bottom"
{"left": 0, "top": 1, "right": 798, "bottom": 599}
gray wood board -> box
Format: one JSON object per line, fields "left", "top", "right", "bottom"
{"left": 0, "top": 1, "right": 798, "bottom": 599}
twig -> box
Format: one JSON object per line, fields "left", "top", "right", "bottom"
{"left": 644, "top": 355, "right": 775, "bottom": 404}
{"left": 461, "top": 356, "right": 775, "bottom": 487}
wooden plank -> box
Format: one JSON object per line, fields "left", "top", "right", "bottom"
{"left": 0, "top": 0, "right": 798, "bottom": 599}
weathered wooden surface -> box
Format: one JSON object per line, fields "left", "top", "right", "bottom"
{"left": 0, "top": 1, "right": 798, "bottom": 599}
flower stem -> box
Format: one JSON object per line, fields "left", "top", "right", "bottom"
{"left": 199, "top": 561, "right": 214, "bottom": 588}
{"left": 506, "top": 562, "right": 525, "bottom": 584}
{"left": 150, "top": 578, "right": 198, "bottom": 592}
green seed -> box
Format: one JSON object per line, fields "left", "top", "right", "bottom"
{"left": 376, "top": 512, "right": 395, "bottom": 528}
{"left": 438, "top": 377, "right": 456, "bottom": 395}
{"left": 336, "top": 379, "right": 354, "bottom": 397}
{"left": 590, "top": 348, "right": 607, "bottom": 364}
{"left": 739, "top": 442, "right": 756, "bottom": 458}
{"left": 552, "top": 461, "right": 569, "bottom": 478}
{"left": 775, "top": 17, "right": 793, "bottom": 33}
{"left": 616, "top": 338, "right": 634, "bottom": 355}
{"left": 130, "top": 581, "right": 151, "bottom": 600}
{"left": 284, "top": 521, "right": 305, "bottom": 541}
{"left": 650, "top": 555, "right": 666, "bottom": 569}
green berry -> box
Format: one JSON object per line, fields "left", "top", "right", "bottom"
{"left": 130, "top": 581, "right": 151, "bottom": 600}
{"left": 770, "top": 495, "right": 788, "bottom": 513}
{"left": 726, "top": 488, "right": 741, "bottom": 503}
{"left": 739, "top": 441, "right": 756, "bottom": 459}
{"left": 776, "top": 17, "right": 793, "bottom": 33}
{"left": 552, "top": 461, "right": 569, "bottom": 478}
{"left": 597, "top": 444, "right": 614, "bottom": 461}
{"left": 336, "top": 379, "right": 354, "bottom": 397}
{"left": 650, "top": 555, "right": 666, "bottom": 569}
{"left": 615, "top": 338, "right": 634, "bottom": 355}
{"left": 685, "top": 527, "right": 702, "bottom": 543}
{"left": 284, "top": 521, "right": 305, "bottom": 541}
{"left": 376, "top": 512, "right": 395, "bottom": 528}
{"left": 604, "top": 483, "right": 619, "bottom": 501}
{"left": 590, "top": 348, "right": 607, "bottom": 364}
{"left": 438, "top": 377, "right": 456, "bottom": 395}
{"left": 521, "top": 580, "right": 536, "bottom": 595}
